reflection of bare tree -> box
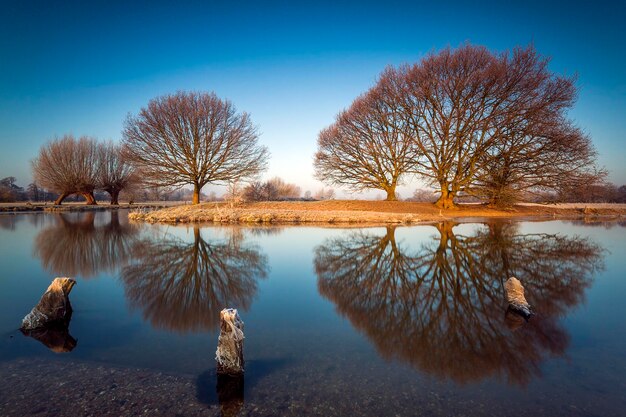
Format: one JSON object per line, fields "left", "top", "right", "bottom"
{"left": 34, "top": 211, "right": 139, "bottom": 278}
{"left": 315, "top": 223, "right": 604, "bottom": 385}
{"left": 121, "top": 227, "right": 268, "bottom": 333}
{"left": 0, "top": 215, "right": 23, "bottom": 231}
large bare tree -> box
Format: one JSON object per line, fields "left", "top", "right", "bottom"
{"left": 123, "top": 91, "right": 269, "bottom": 204}
{"left": 314, "top": 69, "right": 418, "bottom": 201}
{"left": 398, "top": 45, "right": 588, "bottom": 208}
{"left": 98, "top": 141, "right": 136, "bottom": 205}
{"left": 31, "top": 135, "right": 101, "bottom": 205}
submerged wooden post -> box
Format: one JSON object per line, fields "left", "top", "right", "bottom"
{"left": 504, "top": 277, "right": 532, "bottom": 319}
{"left": 21, "top": 277, "right": 76, "bottom": 330}
{"left": 216, "top": 308, "right": 244, "bottom": 375}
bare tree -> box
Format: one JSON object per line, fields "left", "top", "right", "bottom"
{"left": 314, "top": 187, "right": 335, "bottom": 200}
{"left": 409, "top": 188, "right": 438, "bottom": 202}
{"left": 0, "top": 177, "right": 23, "bottom": 202}
{"left": 267, "top": 177, "right": 301, "bottom": 199}
{"left": 468, "top": 79, "right": 604, "bottom": 206}
{"left": 242, "top": 181, "right": 270, "bottom": 202}
{"left": 123, "top": 91, "right": 269, "bottom": 204}
{"left": 31, "top": 135, "right": 101, "bottom": 205}
{"left": 314, "top": 69, "right": 418, "bottom": 200}
{"left": 242, "top": 177, "right": 301, "bottom": 201}
{"left": 27, "top": 183, "right": 40, "bottom": 202}
{"left": 396, "top": 45, "right": 586, "bottom": 207}
{"left": 98, "top": 141, "right": 136, "bottom": 205}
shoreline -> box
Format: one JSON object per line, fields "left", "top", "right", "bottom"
{"left": 0, "top": 201, "right": 182, "bottom": 214}
{"left": 127, "top": 201, "right": 626, "bottom": 225}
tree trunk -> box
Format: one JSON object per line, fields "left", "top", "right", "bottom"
{"left": 54, "top": 192, "right": 70, "bottom": 205}
{"left": 109, "top": 189, "right": 120, "bottom": 205}
{"left": 82, "top": 192, "right": 97, "bottom": 205}
{"left": 435, "top": 186, "right": 455, "bottom": 209}
{"left": 192, "top": 183, "right": 201, "bottom": 205}
{"left": 385, "top": 185, "right": 397, "bottom": 201}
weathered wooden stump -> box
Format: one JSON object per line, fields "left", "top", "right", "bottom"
{"left": 21, "top": 277, "right": 76, "bottom": 330}
{"left": 215, "top": 308, "right": 245, "bottom": 416}
{"left": 216, "top": 308, "right": 245, "bottom": 375}
{"left": 504, "top": 277, "right": 532, "bottom": 319}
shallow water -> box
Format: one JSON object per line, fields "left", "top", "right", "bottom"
{"left": 0, "top": 211, "right": 625, "bottom": 416}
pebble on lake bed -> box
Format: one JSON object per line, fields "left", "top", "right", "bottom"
{"left": 21, "top": 277, "right": 76, "bottom": 330}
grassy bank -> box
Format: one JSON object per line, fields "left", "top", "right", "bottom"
{"left": 128, "top": 200, "right": 626, "bottom": 224}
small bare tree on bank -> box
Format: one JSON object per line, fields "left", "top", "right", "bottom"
{"left": 242, "top": 177, "right": 301, "bottom": 201}
{"left": 31, "top": 135, "right": 101, "bottom": 205}
{"left": 98, "top": 141, "right": 136, "bottom": 205}
{"left": 123, "top": 91, "right": 269, "bottom": 204}
{"left": 314, "top": 69, "right": 418, "bottom": 201}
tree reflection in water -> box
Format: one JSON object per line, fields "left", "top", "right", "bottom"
{"left": 315, "top": 222, "right": 604, "bottom": 385}
{"left": 121, "top": 227, "right": 268, "bottom": 333}
{"left": 34, "top": 211, "right": 139, "bottom": 278}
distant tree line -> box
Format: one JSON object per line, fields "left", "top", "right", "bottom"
{"left": 315, "top": 44, "right": 606, "bottom": 207}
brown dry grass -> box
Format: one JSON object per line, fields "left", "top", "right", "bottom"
{"left": 128, "top": 200, "right": 626, "bottom": 225}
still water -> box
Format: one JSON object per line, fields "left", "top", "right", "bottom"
{"left": 0, "top": 211, "right": 624, "bottom": 416}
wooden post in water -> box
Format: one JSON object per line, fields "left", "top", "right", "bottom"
{"left": 504, "top": 277, "right": 532, "bottom": 319}
{"left": 215, "top": 308, "right": 245, "bottom": 416}
{"left": 21, "top": 277, "right": 76, "bottom": 330}
{"left": 216, "top": 308, "right": 245, "bottom": 374}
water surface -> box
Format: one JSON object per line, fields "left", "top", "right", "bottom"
{"left": 0, "top": 211, "right": 625, "bottom": 416}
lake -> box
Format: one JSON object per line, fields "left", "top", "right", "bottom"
{"left": 0, "top": 210, "right": 625, "bottom": 416}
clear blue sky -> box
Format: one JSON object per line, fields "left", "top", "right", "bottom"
{"left": 1, "top": 0, "right": 624, "bottom": 198}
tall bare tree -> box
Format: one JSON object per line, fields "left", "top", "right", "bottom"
{"left": 398, "top": 45, "right": 586, "bottom": 208}
{"left": 314, "top": 69, "right": 418, "bottom": 200}
{"left": 98, "top": 141, "right": 136, "bottom": 205}
{"left": 31, "top": 135, "right": 101, "bottom": 205}
{"left": 123, "top": 91, "right": 269, "bottom": 204}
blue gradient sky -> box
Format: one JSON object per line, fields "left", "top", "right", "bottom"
{"left": 1, "top": 0, "right": 624, "bottom": 198}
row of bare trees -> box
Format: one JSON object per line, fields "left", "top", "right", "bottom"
{"left": 29, "top": 92, "right": 270, "bottom": 205}
{"left": 314, "top": 44, "right": 604, "bottom": 207}
{"left": 31, "top": 136, "right": 134, "bottom": 205}
{"left": 27, "top": 45, "right": 607, "bottom": 207}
